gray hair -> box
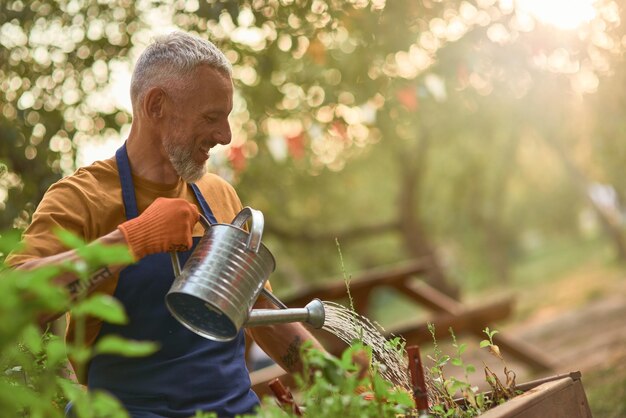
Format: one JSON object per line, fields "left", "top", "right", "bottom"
{"left": 130, "top": 31, "right": 232, "bottom": 113}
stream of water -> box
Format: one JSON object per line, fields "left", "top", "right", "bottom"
{"left": 321, "top": 300, "right": 412, "bottom": 391}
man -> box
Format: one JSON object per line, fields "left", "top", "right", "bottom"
{"left": 7, "top": 31, "right": 323, "bottom": 417}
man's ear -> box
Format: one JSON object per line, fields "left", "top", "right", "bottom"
{"left": 143, "top": 87, "right": 167, "bottom": 120}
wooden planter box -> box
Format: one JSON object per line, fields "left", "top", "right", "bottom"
{"left": 255, "top": 369, "right": 592, "bottom": 417}
{"left": 479, "top": 371, "right": 592, "bottom": 418}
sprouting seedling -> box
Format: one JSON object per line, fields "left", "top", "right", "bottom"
{"left": 426, "top": 323, "right": 473, "bottom": 415}
{"left": 426, "top": 322, "right": 449, "bottom": 377}
{"left": 480, "top": 327, "right": 517, "bottom": 404}
{"left": 384, "top": 335, "right": 408, "bottom": 369}
{"left": 335, "top": 238, "right": 363, "bottom": 342}
{"left": 448, "top": 327, "right": 485, "bottom": 414}
{"left": 449, "top": 327, "right": 476, "bottom": 383}
{"left": 479, "top": 327, "right": 501, "bottom": 360}
{"left": 385, "top": 336, "right": 406, "bottom": 354}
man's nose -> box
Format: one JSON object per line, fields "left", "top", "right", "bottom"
{"left": 214, "top": 123, "right": 231, "bottom": 145}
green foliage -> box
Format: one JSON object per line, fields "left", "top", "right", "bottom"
{"left": 71, "top": 294, "right": 127, "bottom": 326}
{"left": 246, "top": 342, "right": 413, "bottom": 418}
{"left": 586, "top": 363, "right": 626, "bottom": 418}
{"left": 93, "top": 335, "right": 159, "bottom": 358}
{"left": 479, "top": 327, "right": 499, "bottom": 349}
{"left": 4, "top": 0, "right": 626, "bottom": 296}
{"left": 190, "top": 411, "right": 219, "bottom": 418}
{"left": 1, "top": 0, "right": 145, "bottom": 229}
{"left": 425, "top": 324, "right": 517, "bottom": 417}
{"left": 385, "top": 336, "right": 406, "bottom": 356}
{"left": 0, "top": 229, "right": 155, "bottom": 417}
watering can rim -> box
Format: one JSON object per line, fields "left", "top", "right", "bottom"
{"left": 197, "top": 206, "right": 272, "bottom": 256}
{"left": 197, "top": 221, "right": 276, "bottom": 263}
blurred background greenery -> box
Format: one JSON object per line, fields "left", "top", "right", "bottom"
{"left": 2, "top": 0, "right": 626, "bottom": 414}
{"left": 2, "top": 0, "right": 626, "bottom": 294}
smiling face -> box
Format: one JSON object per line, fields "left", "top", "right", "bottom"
{"left": 162, "top": 65, "right": 234, "bottom": 183}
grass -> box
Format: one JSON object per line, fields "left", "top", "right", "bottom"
{"left": 585, "top": 362, "right": 626, "bottom": 418}
{"left": 510, "top": 236, "right": 614, "bottom": 287}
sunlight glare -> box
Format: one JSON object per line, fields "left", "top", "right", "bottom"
{"left": 516, "top": 0, "right": 597, "bottom": 30}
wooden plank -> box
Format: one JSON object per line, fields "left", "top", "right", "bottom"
{"left": 390, "top": 297, "right": 514, "bottom": 345}
{"left": 398, "top": 280, "right": 554, "bottom": 371}
{"left": 479, "top": 377, "right": 588, "bottom": 418}
{"left": 282, "top": 259, "right": 430, "bottom": 307}
{"left": 394, "top": 280, "right": 462, "bottom": 315}
{"left": 455, "top": 372, "right": 583, "bottom": 406}
{"left": 572, "top": 378, "right": 593, "bottom": 418}
{"left": 251, "top": 364, "right": 293, "bottom": 398}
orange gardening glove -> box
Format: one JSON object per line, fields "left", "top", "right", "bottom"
{"left": 118, "top": 197, "right": 200, "bottom": 260}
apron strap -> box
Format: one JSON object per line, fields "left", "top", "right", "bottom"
{"left": 190, "top": 183, "right": 218, "bottom": 225}
{"left": 115, "top": 141, "right": 218, "bottom": 224}
{"left": 115, "top": 143, "right": 139, "bottom": 220}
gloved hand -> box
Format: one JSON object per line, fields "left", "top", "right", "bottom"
{"left": 118, "top": 197, "right": 199, "bottom": 260}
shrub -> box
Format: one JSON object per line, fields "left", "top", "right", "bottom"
{"left": 0, "top": 229, "right": 157, "bottom": 417}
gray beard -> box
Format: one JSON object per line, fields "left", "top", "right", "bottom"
{"left": 163, "top": 140, "right": 206, "bottom": 183}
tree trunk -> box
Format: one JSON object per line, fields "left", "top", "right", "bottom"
{"left": 480, "top": 130, "right": 520, "bottom": 284}
{"left": 394, "top": 124, "right": 459, "bottom": 298}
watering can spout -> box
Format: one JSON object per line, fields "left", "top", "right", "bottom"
{"left": 245, "top": 299, "right": 326, "bottom": 329}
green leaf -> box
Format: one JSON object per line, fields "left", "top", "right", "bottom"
{"left": 437, "top": 354, "right": 450, "bottom": 367}
{"left": 77, "top": 244, "right": 133, "bottom": 266}
{"left": 7, "top": 265, "right": 68, "bottom": 311}
{"left": 90, "top": 390, "right": 131, "bottom": 417}
{"left": 466, "top": 364, "right": 476, "bottom": 374}
{"left": 388, "top": 390, "right": 413, "bottom": 408}
{"left": 55, "top": 228, "right": 86, "bottom": 250}
{"left": 94, "top": 335, "right": 159, "bottom": 357}
{"left": 72, "top": 294, "right": 128, "bottom": 325}
{"left": 69, "top": 345, "right": 92, "bottom": 365}
{"left": 450, "top": 378, "right": 469, "bottom": 392}
{"left": 57, "top": 376, "right": 83, "bottom": 399}
{"left": 451, "top": 357, "right": 463, "bottom": 367}
{"left": 458, "top": 342, "right": 467, "bottom": 355}
{"left": 479, "top": 340, "right": 491, "bottom": 348}
{"left": 0, "top": 379, "right": 44, "bottom": 412}
{"left": 21, "top": 325, "right": 43, "bottom": 354}
{"left": 47, "top": 337, "right": 69, "bottom": 367}
{"left": 0, "top": 229, "right": 24, "bottom": 260}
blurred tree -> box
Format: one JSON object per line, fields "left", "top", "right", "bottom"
{"left": 0, "top": 0, "right": 142, "bottom": 228}
{"left": 3, "top": 0, "right": 626, "bottom": 299}
{"left": 172, "top": 0, "right": 625, "bottom": 293}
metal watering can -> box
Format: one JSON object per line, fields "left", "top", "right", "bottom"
{"left": 165, "top": 207, "right": 325, "bottom": 342}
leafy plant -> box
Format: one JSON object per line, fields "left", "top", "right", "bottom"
{"left": 426, "top": 324, "right": 519, "bottom": 417}
{"left": 1, "top": 227, "right": 525, "bottom": 418}
{"left": 247, "top": 342, "right": 414, "bottom": 418}
{"left": 479, "top": 327, "right": 518, "bottom": 405}
{"left": 0, "top": 229, "right": 157, "bottom": 417}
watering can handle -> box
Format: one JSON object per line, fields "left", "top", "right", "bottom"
{"left": 231, "top": 207, "right": 264, "bottom": 254}
{"left": 261, "top": 288, "right": 288, "bottom": 310}
{"left": 170, "top": 214, "right": 212, "bottom": 277}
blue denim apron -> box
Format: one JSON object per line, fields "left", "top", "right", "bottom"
{"left": 82, "top": 143, "right": 259, "bottom": 417}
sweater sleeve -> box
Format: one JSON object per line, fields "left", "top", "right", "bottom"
{"left": 5, "top": 179, "right": 90, "bottom": 267}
